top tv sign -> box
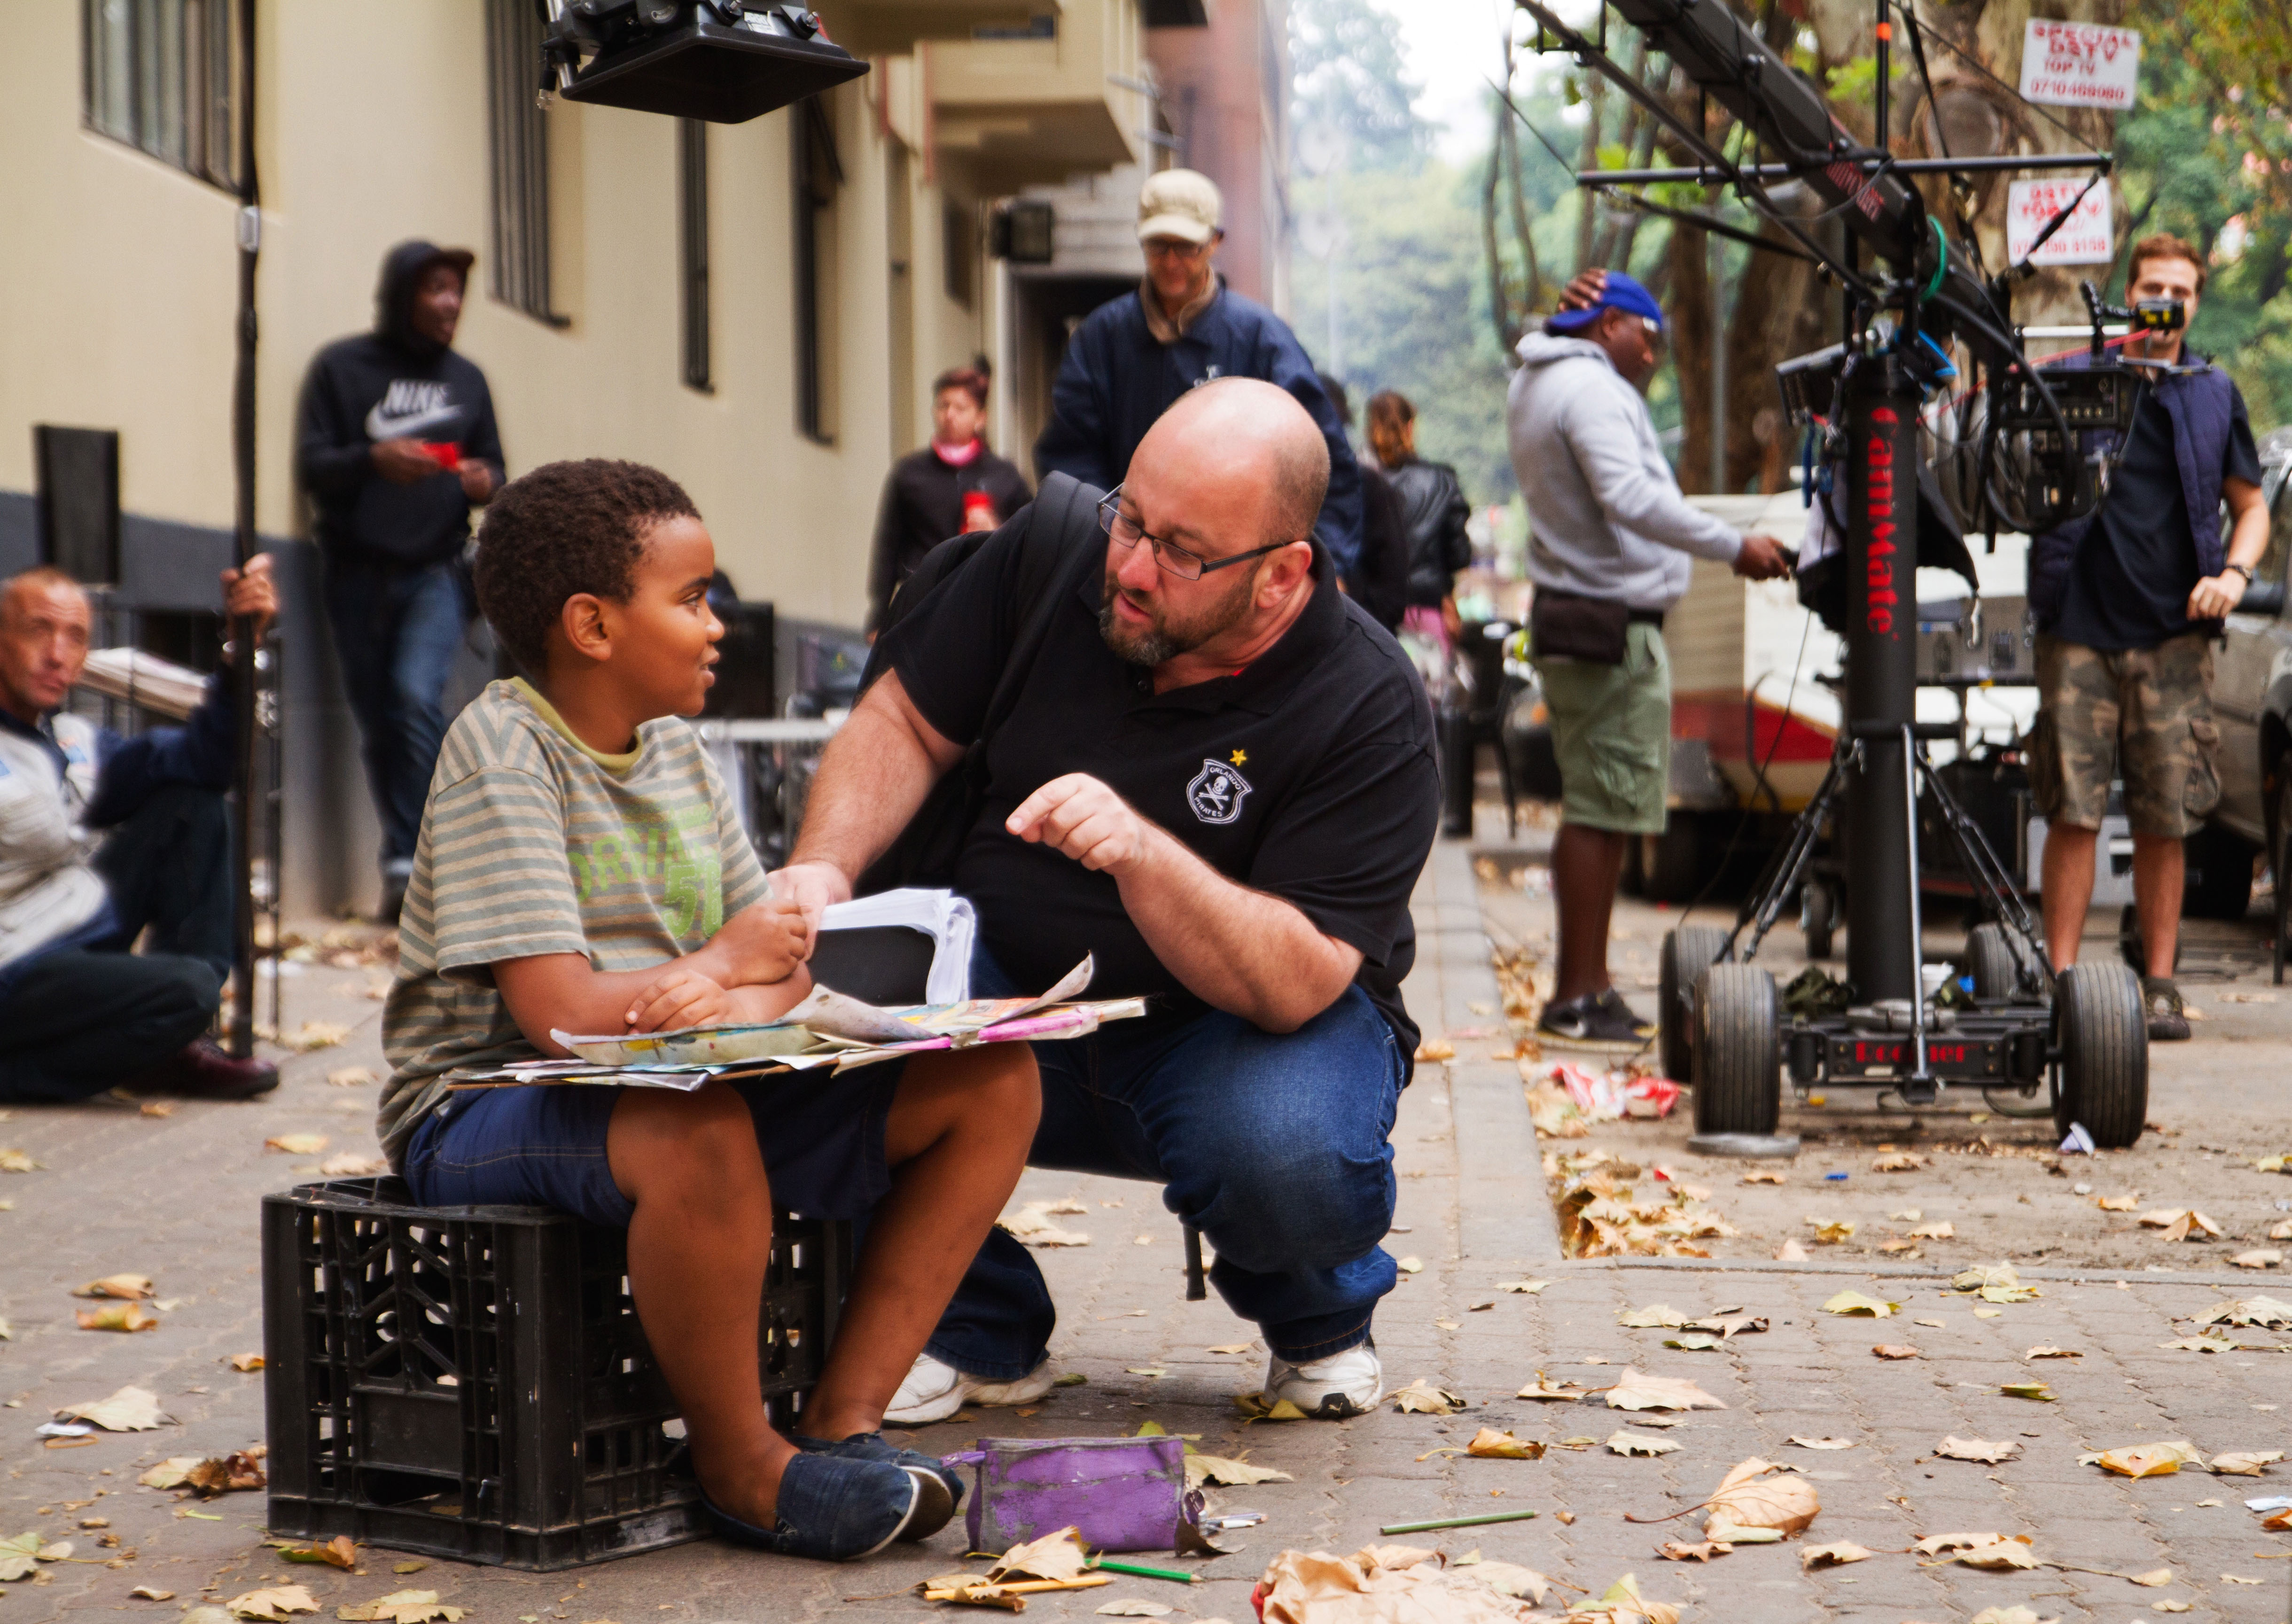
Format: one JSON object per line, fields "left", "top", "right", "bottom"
{"left": 2018, "top": 20, "right": 2142, "bottom": 109}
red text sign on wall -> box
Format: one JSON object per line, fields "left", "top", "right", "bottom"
{"left": 2018, "top": 21, "right": 2141, "bottom": 109}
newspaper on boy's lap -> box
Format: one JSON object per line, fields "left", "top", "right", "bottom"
{"left": 441, "top": 956, "right": 1142, "bottom": 1092}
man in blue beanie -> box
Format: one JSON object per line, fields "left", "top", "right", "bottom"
{"left": 1508, "top": 270, "right": 1790, "bottom": 1047}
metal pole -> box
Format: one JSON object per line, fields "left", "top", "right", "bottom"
{"left": 228, "top": 0, "right": 261, "bottom": 1058}
{"left": 1842, "top": 353, "right": 1921, "bottom": 1003}
{"left": 1708, "top": 228, "right": 1725, "bottom": 492}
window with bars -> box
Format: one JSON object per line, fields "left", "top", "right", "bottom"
{"left": 82, "top": 0, "right": 245, "bottom": 192}
{"left": 485, "top": 0, "right": 562, "bottom": 326}
{"left": 792, "top": 92, "right": 845, "bottom": 443}
{"left": 680, "top": 119, "right": 712, "bottom": 392}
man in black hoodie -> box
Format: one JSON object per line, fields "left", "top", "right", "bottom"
{"left": 296, "top": 242, "right": 504, "bottom": 920}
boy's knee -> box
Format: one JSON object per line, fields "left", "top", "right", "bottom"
{"left": 612, "top": 1082, "right": 765, "bottom": 1206}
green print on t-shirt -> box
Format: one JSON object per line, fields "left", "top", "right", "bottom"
{"left": 568, "top": 802, "right": 723, "bottom": 940}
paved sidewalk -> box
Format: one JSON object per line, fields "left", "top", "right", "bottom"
{"left": 0, "top": 848, "right": 2286, "bottom": 1621}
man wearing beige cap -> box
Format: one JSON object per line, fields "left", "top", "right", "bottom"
{"left": 1036, "top": 169, "right": 1364, "bottom": 578}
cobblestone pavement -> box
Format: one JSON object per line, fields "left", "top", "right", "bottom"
{"left": 0, "top": 847, "right": 2287, "bottom": 1622}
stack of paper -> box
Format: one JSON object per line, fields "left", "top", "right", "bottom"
{"left": 445, "top": 957, "right": 1143, "bottom": 1091}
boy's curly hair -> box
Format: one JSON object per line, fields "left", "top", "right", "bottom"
{"left": 473, "top": 459, "right": 701, "bottom": 675}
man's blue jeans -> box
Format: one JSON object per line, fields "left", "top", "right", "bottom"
{"left": 323, "top": 554, "right": 470, "bottom": 868}
{"left": 923, "top": 980, "right": 1406, "bottom": 1379}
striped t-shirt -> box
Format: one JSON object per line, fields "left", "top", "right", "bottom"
{"left": 377, "top": 678, "right": 770, "bottom": 1165}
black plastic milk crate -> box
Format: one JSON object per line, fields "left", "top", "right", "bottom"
{"left": 261, "top": 1177, "right": 850, "bottom": 1569}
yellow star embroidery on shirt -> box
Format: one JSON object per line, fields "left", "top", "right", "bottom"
{"left": 1230, "top": 749, "right": 1248, "bottom": 767}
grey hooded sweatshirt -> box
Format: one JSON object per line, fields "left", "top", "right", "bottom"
{"left": 1507, "top": 330, "right": 1741, "bottom": 613}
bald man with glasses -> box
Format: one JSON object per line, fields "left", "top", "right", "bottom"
{"left": 779, "top": 378, "right": 1438, "bottom": 1425}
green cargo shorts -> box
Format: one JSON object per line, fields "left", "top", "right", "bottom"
{"left": 2029, "top": 632, "right": 2221, "bottom": 839}
{"left": 1534, "top": 621, "right": 1671, "bottom": 835}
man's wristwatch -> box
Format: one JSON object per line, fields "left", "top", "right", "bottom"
{"left": 2225, "top": 562, "right": 2255, "bottom": 583}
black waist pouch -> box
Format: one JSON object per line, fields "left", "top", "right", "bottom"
{"left": 1529, "top": 590, "right": 1630, "bottom": 664}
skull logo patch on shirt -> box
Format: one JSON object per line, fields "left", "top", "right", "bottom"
{"left": 1185, "top": 758, "right": 1253, "bottom": 826}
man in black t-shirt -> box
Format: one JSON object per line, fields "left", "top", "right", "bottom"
{"left": 2027, "top": 234, "right": 2269, "bottom": 1039}
{"left": 778, "top": 378, "right": 1439, "bottom": 1422}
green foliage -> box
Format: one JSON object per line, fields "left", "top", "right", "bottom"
{"left": 1290, "top": 163, "right": 1520, "bottom": 503}
{"left": 2112, "top": 33, "right": 2292, "bottom": 426}
{"left": 1288, "top": 0, "right": 1435, "bottom": 171}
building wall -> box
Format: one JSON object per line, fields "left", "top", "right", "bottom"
{"left": 1145, "top": 0, "right": 1289, "bottom": 310}
{"left": 0, "top": 2, "right": 1047, "bottom": 915}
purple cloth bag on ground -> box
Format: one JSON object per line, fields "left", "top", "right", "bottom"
{"left": 947, "top": 1435, "right": 1201, "bottom": 1553}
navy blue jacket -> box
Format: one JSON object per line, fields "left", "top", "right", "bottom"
{"left": 2028, "top": 350, "right": 2238, "bottom": 626}
{"left": 1033, "top": 282, "right": 1364, "bottom": 577}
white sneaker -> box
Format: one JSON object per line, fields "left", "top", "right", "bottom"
{"left": 1261, "top": 1341, "right": 1383, "bottom": 1419}
{"left": 883, "top": 1352, "right": 1056, "bottom": 1427}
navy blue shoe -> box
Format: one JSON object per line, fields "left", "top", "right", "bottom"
{"left": 703, "top": 1452, "right": 943, "bottom": 1561}
{"left": 794, "top": 1431, "right": 963, "bottom": 1535}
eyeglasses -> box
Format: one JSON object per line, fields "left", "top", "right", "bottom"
{"left": 1097, "top": 487, "right": 1292, "bottom": 581}
{"left": 1142, "top": 238, "right": 1211, "bottom": 261}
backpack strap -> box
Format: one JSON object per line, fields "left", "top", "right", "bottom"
{"left": 974, "top": 472, "right": 1102, "bottom": 740}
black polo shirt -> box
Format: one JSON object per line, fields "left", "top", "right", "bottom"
{"left": 880, "top": 523, "right": 1439, "bottom": 1055}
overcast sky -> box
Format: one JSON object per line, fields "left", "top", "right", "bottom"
{"left": 1379, "top": 0, "right": 1520, "bottom": 162}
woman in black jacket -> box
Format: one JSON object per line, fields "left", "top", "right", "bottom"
{"left": 867, "top": 367, "right": 1031, "bottom": 632}
{"left": 1365, "top": 390, "right": 1471, "bottom": 648}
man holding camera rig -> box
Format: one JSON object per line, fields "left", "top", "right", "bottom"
{"left": 2027, "top": 234, "right": 2269, "bottom": 1041}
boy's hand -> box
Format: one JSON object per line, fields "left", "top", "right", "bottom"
{"left": 768, "top": 862, "right": 853, "bottom": 944}
{"left": 708, "top": 899, "right": 813, "bottom": 985}
{"left": 626, "top": 965, "right": 733, "bottom": 1032}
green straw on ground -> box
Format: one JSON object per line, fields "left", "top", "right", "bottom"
{"left": 1091, "top": 1559, "right": 1201, "bottom": 1584}
{"left": 1379, "top": 1508, "right": 1541, "bottom": 1535}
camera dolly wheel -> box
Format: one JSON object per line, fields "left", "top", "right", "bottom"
{"left": 2053, "top": 960, "right": 2147, "bottom": 1148}
{"left": 1799, "top": 879, "right": 1837, "bottom": 960}
{"left": 1967, "top": 922, "right": 2018, "bottom": 1000}
{"left": 1659, "top": 925, "right": 1729, "bottom": 1085}
{"left": 1693, "top": 963, "right": 1781, "bottom": 1137}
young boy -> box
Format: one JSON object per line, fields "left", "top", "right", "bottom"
{"left": 377, "top": 459, "right": 1040, "bottom": 1561}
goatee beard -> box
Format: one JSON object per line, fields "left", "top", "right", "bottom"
{"left": 1098, "top": 570, "right": 1251, "bottom": 666}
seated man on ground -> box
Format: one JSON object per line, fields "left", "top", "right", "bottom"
{"left": 779, "top": 378, "right": 1441, "bottom": 1423}
{"left": 0, "top": 559, "right": 281, "bottom": 1102}
{"left": 378, "top": 459, "right": 1039, "bottom": 1562}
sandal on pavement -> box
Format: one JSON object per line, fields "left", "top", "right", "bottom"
{"left": 702, "top": 1452, "right": 947, "bottom": 1561}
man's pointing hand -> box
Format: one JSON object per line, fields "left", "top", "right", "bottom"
{"left": 1007, "top": 773, "right": 1155, "bottom": 877}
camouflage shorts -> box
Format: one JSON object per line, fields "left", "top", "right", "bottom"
{"left": 2029, "top": 633, "right": 2221, "bottom": 838}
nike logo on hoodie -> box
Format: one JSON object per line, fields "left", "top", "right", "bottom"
{"left": 365, "top": 379, "right": 465, "bottom": 442}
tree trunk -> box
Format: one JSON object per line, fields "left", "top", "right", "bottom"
{"left": 1668, "top": 220, "right": 1716, "bottom": 494}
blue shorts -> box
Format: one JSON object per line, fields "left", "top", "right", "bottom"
{"left": 401, "top": 1067, "right": 903, "bottom": 1228}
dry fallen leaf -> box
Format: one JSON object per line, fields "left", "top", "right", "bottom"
{"left": 334, "top": 1592, "right": 465, "bottom": 1624}
{"left": 1606, "top": 1368, "right": 1727, "bottom": 1412}
{"left": 263, "top": 1134, "right": 328, "bottom": 1156}
{"left": 2231, "top": 1250, "right": 2284, "bottom": 1269}
{"left": 1607, "top": 1429, "right": 1681, "bottom": 1457}
{"left": 2128, "top": 1569, "right": 2174, "bottom": 1587}
{"left": 1788, "top": 1437, "right": 1855, "bottom": 1451}
{"left": 1392, "top": 1379, "right": 1466, "bottom": 1415}
{"left": 1741, "top": 1169, "right": 1786, "bottom": 1185}
{"left": 1871, "top": 1344, "right": 1920, "bottom": 1360}
{"left": 318, "top": 1152, "right": 389, "bottom": 1177}
{"left": 1935, "top": 1436, "right": 2022, "bottom": 1464}
{"left": 987, "top": 1527, "right": 1093, "bottom": 1585}
{"left": 1703, "top": 1457, "right": 1818, "bottom": 1541}
{"left": 1494, "top": 1279, "right": 1549, "bottom": 1294}
{"left": 1807, "top": 1221, "right": 1856, "bottom": 1245}
{"left": 1908, "top": 1221, "right": 1955, "bottom": 1240}
{"left": 0, "top": 1149, "right": 44, "bottom": 1172}
{"left": 1935, "top": 1536, "right": 2040, "bottom": 1572}
{"left": 1095, "top": 1602, "right": 1172, "bottom": 1616}
{"left": 185, "top": 1451, "right": 267, "bottom": 1497}
{"left": 55, "top": 1386, "right": 168, "bottom": 1431}
{"left": 225, "top": 1586, "right": 318, "bottom": 1621}
{"left": 278, "top": 1536, "right": 355, "bottom": 1569}
{"left": 1998, "top": 1382, "right": 2057, "bottom": 1402}
{"left": 2159, "top": 1335, "right": 2239, "bottom": 1353}
{"left": 284, "top": 1022, "right": 352, "bottom": 1053}
{"left": 1568, "top": 1573, "right": 1680, "bottom": 1624}
{"left": 74, "top": 1274, "right": 154, "bottom": 1300}
{"left": 1871, "top": 1152, "right": 1926, "bottom": 1172}
{"left": 1658, "top": 1540, "right": 1729, "bottom": 1562}
{"left": 2024, "top": 1345, "right": 2081, "bottom": 1360}
{"left": 2198, "top": 1296, "right": 2292, "bottom": 1328}
{"left": 1967, "top": 1610, "right": 2046, "bottom": 1624}
{"left": 76, "top": 1302, "right": 159, "bottom": 1333}
{"left": 1820, "top": 1290, "right": 1899, "bottom": 1318}
{"left": 325, "top": 1065, "right": 378, "bottom": 1088}
{"left": 138, "top": 1456, "right": 202, "bottom": 1489}
{"left": 130, "top": 1585, "right": 176, "bottom": 1601}
{"left": 2089, "top": 1442, "right": 2206, "bottom": 1477}
{"left": 1414, "top": 1038, "right": 1456, "bottom": 1063}
{"left": 1457, "top": 1561, "right": 1552, "bottom": 1604}
{"left": 1618, "top": 1304, "right": 1689, "bottom": 1329}
{"left": 1184, "top": 1453, "right": 1292, "bottom": 1489}
{"left": 1515, "top": 1374, "right": 1589, "bottom": 1401}
{"left": 1800, "top": 1542, "right": 1872, "bottom": 1570}
{"left": 229, "top": 1352, "right": 265, "bottom": 1372}
{"left": 1395, "top": 1256, "right": 1423, "bottom": 1274}
{"left": 2205, "top": 1450, "right": 2282, "bottom": 1476}
{"left": 2153, "top": 1601, "right": 2193, "bottom": 1613}
{"left": 2097, "top": 1192, "right": 2141, "bottom": 1210}
{"left": 1464, "top": 1428, "right": 1544, "bottom": 1460}
{"left": 1772, "top": 1239, "right": 1809, "bottom": 1261}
